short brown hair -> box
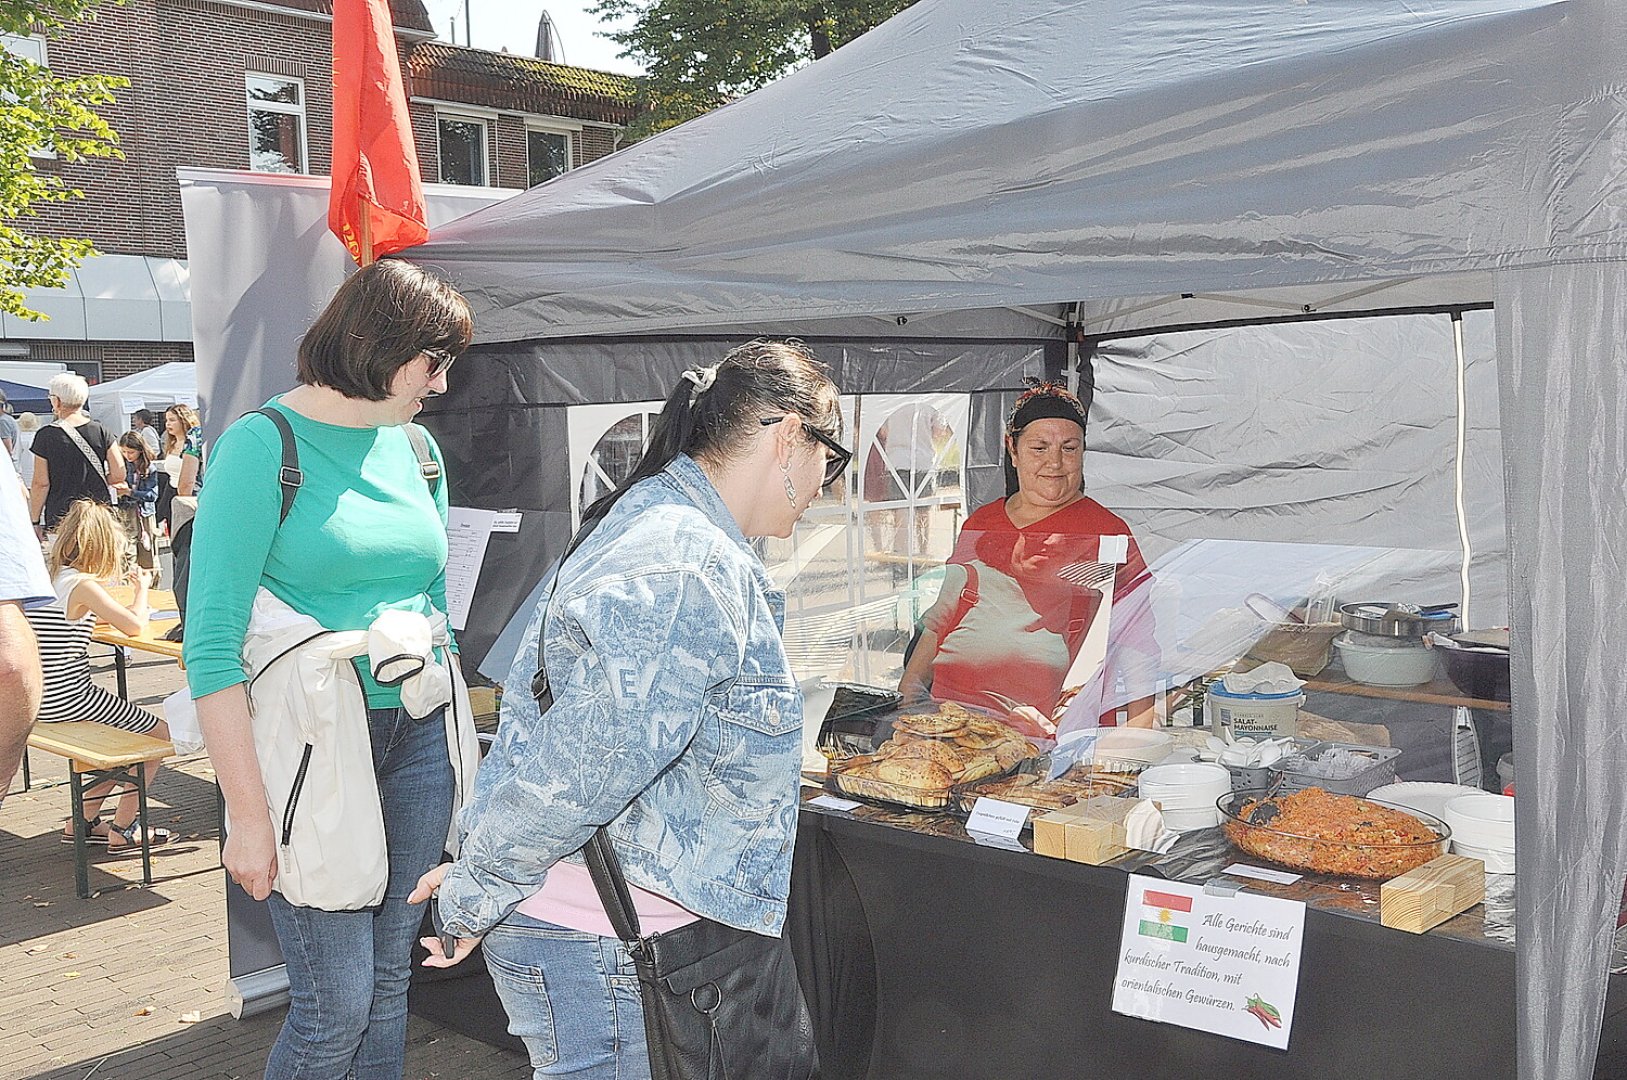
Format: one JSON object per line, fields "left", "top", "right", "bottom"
{"left": 297, "top": 259, "right": 474, "bottom": 402}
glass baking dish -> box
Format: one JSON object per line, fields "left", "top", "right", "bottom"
{"left": 1219, "top": 787, "right": 1451, "bottom": 880}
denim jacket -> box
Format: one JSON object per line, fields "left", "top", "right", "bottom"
{"left": 435, "top": 454, "right": 803, "bottom": 939}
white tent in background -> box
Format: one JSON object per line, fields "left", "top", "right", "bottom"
{"left": 85, "top": 361, "right": 197, "bottom": 433}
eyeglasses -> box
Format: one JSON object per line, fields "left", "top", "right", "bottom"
{"left": 421, "top": 349, "right": 458, "bottom": 379}
{"left": 759, "top": 416, "right": 852, "bottom": 488}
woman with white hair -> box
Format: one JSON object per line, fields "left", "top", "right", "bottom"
{"left": 28, "top": 372, "right": 125, "bottom": 538}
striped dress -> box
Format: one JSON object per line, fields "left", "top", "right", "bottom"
{"left": 25, "top": 568, "right": 160, "bottom": 733}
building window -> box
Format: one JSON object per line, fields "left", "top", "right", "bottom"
{"left": 437, "top": 112, "right": 489, "bottom": 186}
{"left": 526, "top": 128, "right": 570, "bottom": 187}
{"left": 246, "top": 74, "right": 307, "bottom": 174}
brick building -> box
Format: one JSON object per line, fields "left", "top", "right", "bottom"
{"left": 0, "top": 0, "right": 638, "bottom": 383}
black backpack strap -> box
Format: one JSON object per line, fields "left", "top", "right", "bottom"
{"left": 251, "top": 408, "right": 302, "bottom": 525}
{"left": 405, "top": 423, "right": 441, "bottom": 495}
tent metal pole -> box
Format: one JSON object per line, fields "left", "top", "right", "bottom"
{"left": 1451, "top": 309, "right": 1472, "bottom": 627}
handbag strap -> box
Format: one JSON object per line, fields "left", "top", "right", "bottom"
{"left": 582, "top": 828, "right": 646, "bottom": 947}
{"left": 58, "top": 421, "right": 108, "bottom": 479}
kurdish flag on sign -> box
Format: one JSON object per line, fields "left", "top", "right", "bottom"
{"left": 1138, "top": 888, "right": 1193, "bottom": 942}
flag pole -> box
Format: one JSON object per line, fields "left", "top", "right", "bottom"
{"left": 359, "top": 199, "right": 375, "bottom": 266}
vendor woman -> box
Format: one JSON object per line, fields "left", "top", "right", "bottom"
{"left": 898, "top": 381, "right": 1158, "bottom": 736}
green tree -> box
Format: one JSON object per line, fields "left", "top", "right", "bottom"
{"left": 592, "top": 0, "right": 917, "bottom": 136}
{"left": 0, "top": 0, "right": 124, "bottom": 321}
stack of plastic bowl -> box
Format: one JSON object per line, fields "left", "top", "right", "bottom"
{"left": 1137, "top": 762, "right": 1232, "bottom": 831}
{"left": 1441, "top": 791, "right": 1516, "bottom": 873}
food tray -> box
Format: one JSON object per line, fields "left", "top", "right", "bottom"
{"left": 1275, "top": 741, "right": 1401, "bottom": 797}
{"left": 950, "top": 760, "right": 1138, "bottom": 816}
{"left": 828, "top": 769, "right": 954, "bottom": 811}
{"left": 816, "top": 684, "right": 904, "bottom": 756}
{"left": 1219, "top": 787, "right": 1450, "bottom": 880}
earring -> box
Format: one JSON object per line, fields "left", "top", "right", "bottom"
{"left": 782, "top": 460, "right": 798, "bottom": 507}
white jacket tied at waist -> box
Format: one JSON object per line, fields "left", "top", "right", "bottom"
{"left": 239, "top": 588, "right": 481, "bottom": 911}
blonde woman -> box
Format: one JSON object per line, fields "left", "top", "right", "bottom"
{"left": 160, "top": 403, "right": 202, "bottom": 628}
{"left": 24, "top": 499, "right": 173, "bottom": 848}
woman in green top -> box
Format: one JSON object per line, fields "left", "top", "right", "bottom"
{"left": 184, "top": 260, "right": 472, "bottom": 1080}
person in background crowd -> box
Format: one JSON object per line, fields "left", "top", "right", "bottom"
{"left": 411, "top": 340, "right": 843, "bottom": 1080}
{"left": 159, "top": 403, "right": 202, "bottom": 631}
{"left": 0, "top": 390, "right": 18, "bottom": 467}
{"left": 114, "top": 432, "right": 161, "bottom": 578}
{"left": 186, "top": 259, "right": 474, "bottom": 1080}
{"left": 29, "top": 372, "right": 124, "bottom": 539}
{"left": 131, "top": 408, "right": 162, "bottom": 456}
{"left": 26, "top": 499, "right": 173, "bottom": 848}
{"left": 899, "top": 380, "right": 1159, "bottom": 735}
{"left": 0, "top": 449, "right": 49, "bottom": 806}
{"left": 15, "top": 413, "right": 38, "bottom": 488}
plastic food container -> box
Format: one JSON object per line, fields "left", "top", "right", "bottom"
{"left": 1219, "top": 788, "right": 1451, "bottom": 880}
{"left": 1276, "top": 741, "right": 1401, "bottom": 797}
{"left": 1206, "top": 684, "right": 1304, "bottom": 741}
{"left": 1334, "top": 632, "right": 1438, "bottom": 687}
{"left": 1138, "top": 762, "right": 1231, "bottom": 830}
{"left": 1221, "top": 737, "right": 1319, "bottom": 792}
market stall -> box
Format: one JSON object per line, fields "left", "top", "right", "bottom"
{"left": 184, "top": 1, "right": 1627, "bottom": 1075}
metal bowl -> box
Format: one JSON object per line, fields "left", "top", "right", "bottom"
{"left": 1338, "top": 601, "right": 1459, "bottom": 638}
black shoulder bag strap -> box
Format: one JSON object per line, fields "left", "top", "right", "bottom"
{"left": 251, "top": 408, "right": 302, "bottom": 525}
{"left": 251, "top": 410, "right": 442, "bottom": 525}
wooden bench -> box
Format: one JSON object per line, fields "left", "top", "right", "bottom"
{"left": 24, "top": 721, "right": 176, "bottom": 898}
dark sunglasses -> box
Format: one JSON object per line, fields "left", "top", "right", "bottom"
{"left": 421, "top": 348, "right": 458, "bottom": 379}
{"left": 759, "top": 415, "right": 852, "bottom": 488}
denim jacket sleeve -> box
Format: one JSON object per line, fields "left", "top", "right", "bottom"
{"left": 434, "top": 565, "right": 743, "bottom": 938}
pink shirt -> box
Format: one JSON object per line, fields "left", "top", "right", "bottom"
{"left": 515, "top": 859, "right": 700, "bottom": 937}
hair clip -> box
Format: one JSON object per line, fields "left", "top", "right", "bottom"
{"left": 681, "top": 364, "right": 720, "bottom": 402}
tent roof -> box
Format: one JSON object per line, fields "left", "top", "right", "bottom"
{"left": 87, "top": 361, "right": 196, "bottom": 398}
{"left": 413, "top": 0, "right": 1625, "bottom": 344}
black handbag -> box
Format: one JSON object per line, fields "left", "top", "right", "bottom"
{"left": 582, "top": 830, "right": 820, "bottom": 1080}
{"left": 529, "top": 516, "right": 819, "bottom": 1080}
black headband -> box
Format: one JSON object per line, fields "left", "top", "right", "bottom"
{"left": 1006, "top": 383, "right": 1087, "bottom": 437}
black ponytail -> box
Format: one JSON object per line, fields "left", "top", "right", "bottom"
{"left": 581, "top": 339, "right": 839, "bottom": 527}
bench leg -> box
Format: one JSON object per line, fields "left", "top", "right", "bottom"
{"left": 135, "top": 766, "right": 154, "bottom": 887}
{"left": 113, "top": 645, "right": 128, "bottom": 700}
{"left": 19, "top": 747, "right": 28, "bottom": 792}
{"left": 69, "top": 767, "right": 90, "bottom": 900}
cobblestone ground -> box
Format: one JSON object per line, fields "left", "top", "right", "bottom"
{"left": 0, "top": 644, "right": 528, "bottom": 1080}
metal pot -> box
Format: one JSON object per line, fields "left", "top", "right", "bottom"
{"left": 1338, "top": 601, "right": 1459, "bottom": 638}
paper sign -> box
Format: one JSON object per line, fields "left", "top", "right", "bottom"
{"left": 965, "top": 797, "right": 1030, "bottom": 839}
{"left": 491, "top": 512, "right": 523, "bottom": 533}
{"left": 807, "top": 794, "right": 862, "bottom": 812}
{"left": 1099, "top": 534, "right": 1129, "bottom": 565}
{"left": 444, "top": 508, "right": 497, "bottom": 631}
{"left": 1223, "top": 864, "right": 1303, "bottom": 885}
{"left": 1113, "top": 874, "right": 1305, "bottom": 1049}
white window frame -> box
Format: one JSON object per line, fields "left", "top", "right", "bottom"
{"left": 245, "top": 72, "right": 309, "bottom": 174}
{"left": 1, "top": 34, "right": 55, "bottom": 159}
{"left": 435, "top": 107, "right": 492, "bottom": 187}
{"left": 524, "top": 119, "right": 577, "bottom": 186}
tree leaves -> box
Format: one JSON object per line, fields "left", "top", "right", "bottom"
{"left": 0, "top": 0, "right": 125, "bottom": 319}
{"left": 591, "top": 0, "right": 916, "bottom": 137}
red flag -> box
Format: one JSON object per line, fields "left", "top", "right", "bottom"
{"left": 329, "top": 0, "right": 428, "bottom": 264}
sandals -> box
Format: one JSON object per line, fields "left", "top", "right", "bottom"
{"left": 60, "top": 816, "right": 112, "bottom": 845}
{"left": 105, "top": 817, "right": 175, "bottom": 851}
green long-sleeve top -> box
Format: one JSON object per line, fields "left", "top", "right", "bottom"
{"left": 183, "top": 398, "right": 453, "bottom": 708}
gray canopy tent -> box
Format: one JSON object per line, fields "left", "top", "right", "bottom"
{"left": 185, "top": 0, "right": 1626, "bottom": 1072}
{"left": 405, "top": 2, "right": 1627, "bottom": 1075}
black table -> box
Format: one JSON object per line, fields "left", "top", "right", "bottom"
{"left": 788, "top": 798, "right": 1624, "bottom": 1080}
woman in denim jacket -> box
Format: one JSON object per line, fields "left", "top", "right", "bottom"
{"left": 411, "top": 340, "right": 848, "bottom": 1079}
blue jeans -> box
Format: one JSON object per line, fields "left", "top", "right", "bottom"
{"left": 264, "top": 706, "right": 453, "bottom": 1080}
{"left": 482, "top": 911, "right": 652, "bottom": 1080}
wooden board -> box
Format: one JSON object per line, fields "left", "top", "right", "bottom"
{"left": 29, "top": 721, "right": 175, "bottom": 770}
{"left": 1380, "top": 853, "right": 1486, "bottom": 933}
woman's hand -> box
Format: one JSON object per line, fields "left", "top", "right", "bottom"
{"left": 222, "top": 815, "right": 278, "bottom": 900}
{"left": 409, "top": 863, "right": 483, "bottom": 968}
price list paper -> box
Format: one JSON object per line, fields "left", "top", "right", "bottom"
{"left": 1112, "top": 874, "right": 1305, "bottom": 1049}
